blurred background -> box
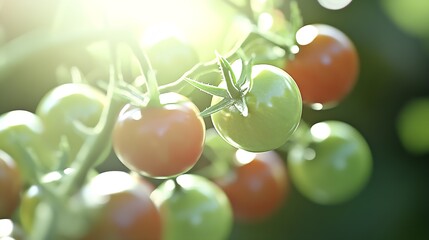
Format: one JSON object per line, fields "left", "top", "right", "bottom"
{"left": 1, "top": 0, "right": 428, "bottom": 239}
{"left": 231, "top": 1, "right": 429, "bottom": 240}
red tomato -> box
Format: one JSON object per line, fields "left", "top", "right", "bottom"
{"left": 284, "top": 24, "right": 359, "bottom": 107}
{"left": 0, "top": 150, "right": 22, "bottom": 218}
{"left": 112, "top": 93, "right": 205, "bottom": 178}
{"left": 81, "top": 171, "right": 162, "bottom": 240}
{"left": 214, "top": 150, "right": 289, "bottom": 222}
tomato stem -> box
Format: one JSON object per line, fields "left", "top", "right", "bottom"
{"left": 127, "top": 38, "right": 161, "bottom": 107}
{"left": 61, "top": 69, "right": 123, "bottom": 197}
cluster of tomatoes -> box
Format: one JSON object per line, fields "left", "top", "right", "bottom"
{"left": 0, "top": 1, "right": 373, "bottom": 240}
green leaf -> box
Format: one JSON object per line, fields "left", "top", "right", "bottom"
{"left": 200, "top": 98, "right": 234, "bottom": 118}
{"left": 216, "top": 53, "right": 241, "bottom": 99}
{"left": 184, "top": 77, "right": 230, "bottom": 98}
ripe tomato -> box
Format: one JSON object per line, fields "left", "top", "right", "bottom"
{"left": 211, "top": 64, "right": 302, "bottom": 152}
{"left": 288, "top": 121, "right": 372, "bottom": 205}
{"left": 214, "top": 150, "right": 289, "bottom": 222}
{"left": 112, "top": 92, "right": 205, "bottom": 178}
{"left": 81, "top": 171, "right": 162, "bottom": 240}
{"left": 36, "top": 83, "right": 108, "bottom": 164}
{"left": 0, "top": 150, "right": 22, "bottom": 218}
{"left": 284, "top": 24, "right": 359, "bottom": 107}
{"left": 150, "top": 174, "right": 233, "bottom": 240}
{"left": 0, "top": 110, "right": 55, "bottom": 179}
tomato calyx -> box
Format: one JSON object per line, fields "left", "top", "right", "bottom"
{"left": 185, "top": 54, "right": 253, "bottom": 117}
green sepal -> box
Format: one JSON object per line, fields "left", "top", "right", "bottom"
{"left": 216, "top": 53, "right": 241, "bottom": 99}
{"left": 237, "top": 57, "right": 253, "bottom": 95}
{"left": 200, "top": 98, "right": 234, "bottom": 118}
{"left": 184, "top": 77, "right": 230, "bottom": 98}
{"left": 233, "top": 97, "right": 249, "bottom": 117}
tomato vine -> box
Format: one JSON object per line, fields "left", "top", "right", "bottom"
{"left": 0, "top": 0, "right": 373, "bottom": 239}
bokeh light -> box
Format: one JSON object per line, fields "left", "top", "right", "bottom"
{"left": 381, "top": 0, "right": 429, "bottom": 39}
{"left": 397, "top": 97, "right": 429, "bottom": 155}
{"left": 317, "top": 0, "right": 352, "bottom": 10}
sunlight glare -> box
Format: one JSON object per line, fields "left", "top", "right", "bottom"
{"left": 235, "top": 149, "right": 256, "bottom": 165}
{"left": 296, "top": 25, "right": 318, "bottom": 46}
{"left": 311, "top": 122, "right": 331, "bottom": 142}
{"left": 0, "top": 219, "right": 13, "bottom": 237}
{"left": 258, "top": 12, "right": 274, "bottom": 31}
{"left": 87, "top": 171, "right": 134, "bottom": 196}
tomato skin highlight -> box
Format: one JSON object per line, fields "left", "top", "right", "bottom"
{"left": 211, "top": 64, "right": 302, "bottom": 152}
{"left": 288, "top": 121, "right": 372, "bottom": 205}
{"left": 215, "top": 150, "right": 288, "bottom": 222}
{"left": 112, "top": 93, "right": 205, "bottom": 178}
{"left": 284, "top": 24, "right": 359, "bottom": 106}
{"left": 0, "top": 150, "right": 22, "bottom": 218}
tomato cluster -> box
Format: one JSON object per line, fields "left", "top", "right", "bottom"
{"left": 0, "top": 0, "right": 373, "bottom": 239}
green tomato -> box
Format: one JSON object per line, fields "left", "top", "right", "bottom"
{"left": 211, "top": 64, "right": 302, "bottom": 152}
{"left": 36, "top": 83, "right": 108, "bottom": 164}
{"left": 396, "top": 97, "right": 429, "bottom": 155}
{"left": 288, "top": 121, "right": 372, "bottom": 205}
{"left": 19, "top": 168, "right": 98, "bottom": 235}
{"left": 0, "top": 110, "right": 55, "bottom": 179}
{"left": 150, "top": 174, "right": 233, "bottom": 240}
{"left": 143, "top": 34, "right": 199, "bottom": 95}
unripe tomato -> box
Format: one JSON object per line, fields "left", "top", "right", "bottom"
{"left": 211, "top": 64, "right": 302, "bottom": 152}
{"left": 143, "top": 34, "right": 199, "bottom": 93}
{"left": 151, "top": 174, "right": 233, "bottom": 240}
{"left": 215, "top": 150, "right": 289, "bottom": 222}
{"left": 0, "top": 110, "right": 55, "bottom": 179}
{"left": 19, "top": 168, "right": 98, "bottom": 234}
{"left": 81, "top": 171, "right": 162, "bottom": 240}
{"left": 288, "top": 121, "right": 372, "bottom": 205}
{"left": 284, "top": 24, "right": 359, "bottom": 108}
{"left": 396, "top": 97, "right": 429, "bottom": 155}
{"left": 0, "top": 150, "right": 22, "bottom": 218}
{"left": 36, "top": 83, "right": 108, "bottom": 164}
{"left": 112, "top": 93, "right": 205, "bottom": 178}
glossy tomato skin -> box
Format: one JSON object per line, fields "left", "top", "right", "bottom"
{"left": 81, "top": 171, "right": 162, "bottom": 240}
{"left": 0, "top": 150, "right": 22, "bottom": 218}
{"left": 288, "top": 121, "right": 372, "bottom": 205}
{"left": 284, "top": 24, "right": 359, "bottom": 106}
{"left": 0, "top": 110, "right": 55, "bottom": 178}
{"left": 211, "top": 64, "right": 302, "bottom": 152}
{"left": 36, "top": 83, "right": 108, "bottom": 164}
{"left": 151, "top": 174, "right": 233, "bottom": 240}
{"left": 112, "top": 93, "right": 205, "bottom": 178}
{"left": 215, "top": 150, "right": 288, "bottom": 222}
